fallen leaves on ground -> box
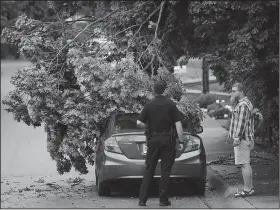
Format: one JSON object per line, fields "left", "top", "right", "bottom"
{"left": 207, "top": 155, "right": 234, "bottom": 165}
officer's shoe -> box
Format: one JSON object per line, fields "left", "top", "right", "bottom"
{"left": 159, "top": 200, "right": 171, "bottom": 206}
{"left": 138, "top": 201, "right": 147, "bottom": 206}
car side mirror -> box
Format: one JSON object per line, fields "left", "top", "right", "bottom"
{"left": 195, "top": 126, "right": 203, "bottom": 134}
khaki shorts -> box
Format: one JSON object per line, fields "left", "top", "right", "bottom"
{"left": 234, "top": 140, "right": 254, "bottom": 165}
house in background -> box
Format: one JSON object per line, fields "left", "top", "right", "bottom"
{"left": 173, "top": 58, "right": 217, "bottom": 85}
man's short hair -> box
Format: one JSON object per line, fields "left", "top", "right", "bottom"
{"left": 154, "top": 80, "right": 167, "bottom": 94}
{"left": 233, "top": 82, "right": 244, "bottom": 92}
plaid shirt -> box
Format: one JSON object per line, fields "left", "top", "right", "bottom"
{"left": 229, "top": 97, "right": 254, "bottom": 141}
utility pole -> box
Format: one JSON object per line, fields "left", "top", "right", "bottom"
{"left": 202, "top": 57, "right": 209, "bottom": 94}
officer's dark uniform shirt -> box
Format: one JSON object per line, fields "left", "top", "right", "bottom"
{"left": 138, "top": 95, "right": 182, "bottom": 132}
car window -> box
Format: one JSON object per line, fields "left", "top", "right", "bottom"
{"left": 115, "top": 113, "right": 144, "bottom": 131}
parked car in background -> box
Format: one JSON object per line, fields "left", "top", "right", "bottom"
{"left": 95, "top": 112, "right": 206, "bottom": 196}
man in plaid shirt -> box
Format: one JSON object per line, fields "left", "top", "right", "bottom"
{"left": 229, "top": 83, "right": 255, "bottom": 197}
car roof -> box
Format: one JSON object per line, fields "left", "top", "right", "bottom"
{"left": 115, "top": 112, "right": 139, "bottom": 120}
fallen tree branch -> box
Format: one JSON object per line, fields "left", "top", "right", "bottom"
{"left": 136, "top": 37, "right": 155, "bottom": 65}
{"left": 94, "top": 1, "right": 147, "bottom": 38}
{"left": 84, "top": 9, "right": 148, "bottom": 54}
{"left": 68, "top": 26, "right": 99, "bottom": 35}
{"left": 126, "top": 5, "right": 161, "bottom": 51}
{"left": 112, "top": 24, "right": 141, "bottom": 38}
{"left": 56, "top": 61, "right": 67, "bottom": 92}
{"left": 155, "top": 48, "right": 168, "bottom": 70}
{"left": 61, "top": 11, "right": 117, "bottom": 51}
{"left": 49, "top": 10, "right": 119, "bottom": 67}
{"left": 65, "top": 16, "right": 95, "bottom": 23}
{"left": 142, "top": 55, "right": 156, "bottom": 72}
{"left": 137, "top": 1, "right": 167, "bottom": 67}
{"left": 155, "top": 1, "right": 166, "bottom": 39}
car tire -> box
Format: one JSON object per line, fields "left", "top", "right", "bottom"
{"left": 96, "top": 173, "right": 111, "bottom": 196}
{"left": 193, "top": 179, "right": 206, "bottom": 195}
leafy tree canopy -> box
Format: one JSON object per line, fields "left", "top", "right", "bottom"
{"left": 2, "top": 1, "right": 202, "bottom": 174}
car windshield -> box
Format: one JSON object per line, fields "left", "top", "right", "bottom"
{"left": 115, "top": 113, "right": 144, "bottom": 131}
{"left": 114, "top": 112, "right": 196, "bottom": 133}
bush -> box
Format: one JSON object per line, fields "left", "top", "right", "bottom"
{"left": 209, "top": 108, "right": 231, "bottom": 119}
{"left": 194, "top": 93, "right": 217, "bottom": 108}
{"left": 207, "top": 103, "right": 219, "bottom": 112}
{"left": 208, "top": 107, "right": 232, "bottom": 119}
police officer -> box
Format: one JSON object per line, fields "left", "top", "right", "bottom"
{"left": 137, "top": 80, "right": 184, "bottom": 207}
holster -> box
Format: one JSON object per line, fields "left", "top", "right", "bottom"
{"left": 146, "top": 126, "right": 176, "bottom": 144}
{"left": 144, "top": 127, "right": 151, "bottom": 147}
{"left": 170, "top": 126, "right": 177, "bottom": 143}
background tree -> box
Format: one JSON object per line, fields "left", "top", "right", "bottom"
{"left": 187, "top": 1, "right": 279, "bottom": 148}
{"left": 1, "top": 0, "right": 56, "bottom": 58}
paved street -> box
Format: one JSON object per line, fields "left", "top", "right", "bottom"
{"left": 0, "top": 60, "right": 277, "bottom": 208}
{"left": 1, "top": 61, "right": 59, "bottom": 177}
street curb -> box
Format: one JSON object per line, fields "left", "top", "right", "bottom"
{"left": 207, "top": 166, "right": 234, "bottom": 198}
{"left": 207, "top": 166, "right": 255, "bottom": 208}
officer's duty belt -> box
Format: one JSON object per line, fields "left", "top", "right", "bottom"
{"left": 151, "top": 131, "right": 171, "bottom": 136}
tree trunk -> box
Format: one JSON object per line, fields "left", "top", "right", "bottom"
{"left": 267, "top": 100, "right": 273, "bottom": 148}
{"left": 202, "top": 57, "right": 209, "bottom": 94}
{"left": 268, "top": 125, "right": 273, "bottom": 148}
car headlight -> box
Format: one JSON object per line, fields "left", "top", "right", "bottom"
{"left": 183, "top": 135, "right": 201, "bottom": 153}
{"left": 104, "top": 137, "right": 122, "bottom": 154}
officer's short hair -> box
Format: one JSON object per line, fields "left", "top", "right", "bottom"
{"left": 154, "top": 80, "right": 167, "bottom": 94}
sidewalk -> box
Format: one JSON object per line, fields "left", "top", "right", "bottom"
{"left": 184, "top": 88, "right": 230, "bottom": 96}
{"left": 201, "top": 115, "right": 279, "bottom": 209}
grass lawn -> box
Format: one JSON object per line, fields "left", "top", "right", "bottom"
{"left": 182, "top": 92, "right": 230, "bottom": 103}
{"left": 184, "top": 82, "right": 226, "bottom": 92}
{"left": 174, "top": 58, "right": 217, "bottom": 83}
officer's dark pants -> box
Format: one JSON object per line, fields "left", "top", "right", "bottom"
{"left": 139, "top": 135, "right": 176, "bottom": 203}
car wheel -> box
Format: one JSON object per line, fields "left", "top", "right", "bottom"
{"left": 96, "top": 173, "right": 111, "bottom": 196}
{"left": 193, "top": 179, "right": 206, "bottom": 195}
